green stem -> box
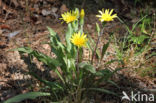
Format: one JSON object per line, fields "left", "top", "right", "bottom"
{"left": 76, "top": 48, "right": 80, "bottom": 78}
{"left": 91, "top": 27, "right": 104, "bottom": 64}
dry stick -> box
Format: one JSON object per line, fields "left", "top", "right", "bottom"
{"left": 91, "top": 27, "right": 104, "bottom": 64}
{"left": 75, "top": 48, "right": 81, "bottom": 103}
{"left": 81, "top": 0, "right": 86, "bottom": 9}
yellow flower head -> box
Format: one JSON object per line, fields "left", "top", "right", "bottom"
{"left": 70, "top": 32, "right": 88, "bottom": 48}
{"left": 96, "top": 9, "right": 117, "bottom": 22}
{"left": 80, "top": 9, "right": 85, "bottom": 19}
{"left": 60, "top": 10, "right": 78, "bottom": 23}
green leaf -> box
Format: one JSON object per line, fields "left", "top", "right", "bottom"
{"left": 117, "top": 17, "right": 133, "bottom": 35}
{"left": 101, "top": 42, "right": 109, "bottom": 61}
{"left": 130, "top": 35, "right": 149, "bottom": 44}
{"left": 146, "top": 52, "right": 156, "bottom": 59}
{"left": 16, "top": 47, "right": 33, "bottom": 54}
{"left": 32, "top": 51, "right": 61, "bottom": 68}
{"left": 29, "top": 72, "right": 63, "bottom": 90}
{"left": 69, "top": 44, "right": 77, "bottom": 59}
{"left": 84, "top": 65, "right": 96, "bottom": 73}
{"left": 105, "top": 59, "right": 124, "bottom": 65}
{"left": 132, "top": 15, "right": 148, "bottom": 32}
{"left": 4, "top": 92, "right": 51, "bottom": 103}
{"left": 95, "top": 69, "right": 113, "bottom": 83}
{"left": 87, "top": 40, "right": 93, "bottom": 51}
{"left": 54, "top": 69, "right": 65, "bottom": 84}
{"left": 96, "top": 69, "right": 114, "bottom": 82}
{"left": 88, "top": 88, "right": 117, "bottom": 96}
{"left": 48, "top": 27, "right": 64, "bottom": 56}
{"left": 72, "top": 20, "right": 79, "bottom": 32}
{"left": 47, "top": 26, "right": 56, "bottom": 36}
{"left": 17, "top": 47, "right": 61, "bottom": 68}
{"left": 107, "top": 80, "right": 119, "bottom": 88}
{"left": 66, "top": 23, "right": 73, "bottom": 52}
{"left": 96, "top": 23, "right": 100, "bottom": 34}
{"left": 79, "top": 62, "right": 96, "bottom": 73}
{"left": 78, "top": 62, "right": 88, "bottom": 68}
{"left": 95, "top": 69, "right": 112, "bottom": 77}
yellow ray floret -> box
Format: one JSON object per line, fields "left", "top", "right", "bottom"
{"left": 96, "top": 9, "right": 117, "bottom": 22}
{"left": 70, "top": 32, "right": 88, "bottom": 48}
{"left": 60, "top": 10, "right": 78, "bottom": 23}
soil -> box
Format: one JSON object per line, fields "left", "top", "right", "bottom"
{"left": 0, "top": 1, "right": 156, "bottom": 103}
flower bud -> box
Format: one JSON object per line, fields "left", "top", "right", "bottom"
{"left": 96, "top": 23, "right": 100, "bottom": 33}
{"left": 80, "top": 9, "right": 85, "bottom": 19}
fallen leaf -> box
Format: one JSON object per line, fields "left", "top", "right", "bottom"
{"left": 41, "top": 9, "right": 51, "bottom": 16}
{"left": 8, "top": 30, "right": 21, "bottom": 39}
{"left": 0, "top": 24, "right": 11, "bottom": 30}
{"left": 11, "top": 0, "right": 19, "bottom": 7}
{"left": 51, "top": 7, "right": 58, "bottom": 13}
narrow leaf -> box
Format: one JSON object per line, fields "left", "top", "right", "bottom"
{"left": 101, "top": 42, "right": 109, "bottom": 61}
{"left": 66, "top": 23, "right": 73, "bottom": 52}
{"left": 16, "top": 47, "right": 33, "bottom": 54}
{"left": 4, "top": 92, "right": 50, "bottom": 103}
{"left": 88, "top": 88, "right": 117, "bottom": 96}
{"left": 79, "top": 62, "right": 96, "bottom": 73}
{"left": 29, "top": 72, "right": 63, "bottom": 90}
{"left": 47, "top": 26, "right": 56, "bottom": 36}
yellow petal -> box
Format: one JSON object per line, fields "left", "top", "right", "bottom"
{"left": 109, "top": 9, "right": 114, "bottom": 15}
{"left": 99, "top": 10, "right": 103, "bottom": 15}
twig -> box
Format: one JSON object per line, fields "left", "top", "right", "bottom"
{"left": 81, "top": 0, "right": 86, "bottom": 9}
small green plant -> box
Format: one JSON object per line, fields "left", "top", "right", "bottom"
{"left": 113, "top": 14, "right": 152, "bottom": 61}
{"left": 4, "top": 8, "right": 122, "bottom": 103}
{"left": 111, "top": 9, "right": 155, "bottom": 79}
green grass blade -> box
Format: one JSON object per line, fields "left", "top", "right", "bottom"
{"left": 132, "top": 15, "right": 148, "bottom": 32}
{"left": 88, "top": 88, "right": 118, "bottom": 96}
{"left": 107, "top": 80, "right": 120, "bottom": 88}
{"left": 4, "top": 92, "right": 50, "bottom": 103}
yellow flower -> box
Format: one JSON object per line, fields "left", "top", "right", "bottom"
{"left": 60, "top": 10, "right": 78, "bottom": 23}
{"left": 96, "top": 9, "right": 117, "bottom": 22}
{"left": 70, "top": 32, "right": 88, "bottom": 48}
{"left": 80, "top": 9, "right": 85, "bottom": 19}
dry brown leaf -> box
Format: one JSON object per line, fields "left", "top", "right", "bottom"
{"left": 11, "top": 0, "right": 19, "bottom": 7}
{"left": 0, "top": 24, "right": 11, "bottom": 30}
{"left": 60, "top": 4, "right": 68, "bottom": 14}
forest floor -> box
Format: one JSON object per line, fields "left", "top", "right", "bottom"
{"left": 0, "top": 0, "right": 156, "bottom": 103}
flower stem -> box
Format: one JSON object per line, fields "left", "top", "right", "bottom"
{"left": 91, "top": 27, "right": 104, "bottom": 64}
{"left": 77, "top": 48, "right": 80, "bottom": 75}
